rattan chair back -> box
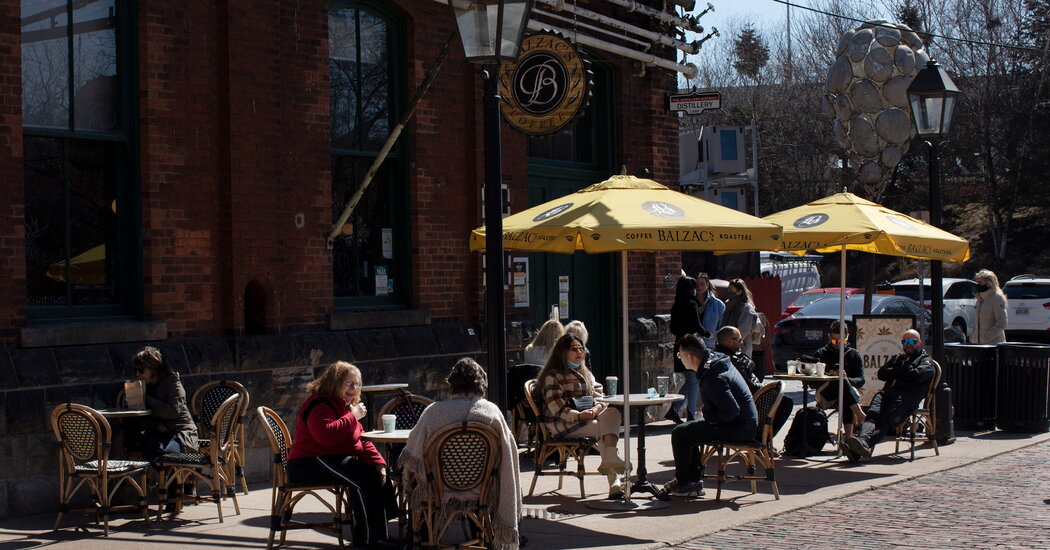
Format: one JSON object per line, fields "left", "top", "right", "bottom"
{"left": 375, "top": 392, "right": 434, "bottom": 431}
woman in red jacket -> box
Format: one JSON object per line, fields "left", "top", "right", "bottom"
{"left": 287, "top": 361, "right": 399, "bottom": 550}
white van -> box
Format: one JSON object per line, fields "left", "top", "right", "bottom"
{"left": 760, "top": 251, "right": 822, "bottom": 316}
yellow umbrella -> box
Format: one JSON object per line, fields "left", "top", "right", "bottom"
{"left": 469, "top": 174, "right": 783, "bottom": 507}
{"left": 470, "top": 175, "right": 783, "bottom": 253}
{"left": 763, "top": 191, "right": 970, "bottom": 455}
{"left": 764, "top": 191, "right": 969, "bottom": 262}
{"left": 46, "top": 244, "right": 107, "bottom": 285}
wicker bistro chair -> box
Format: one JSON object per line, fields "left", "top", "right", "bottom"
{"left": 50, "top": 403, "right": 152, "bottom": 536}
{"left": 699, "top": 381, "right": 784, "bottom": 502}
{"left": 411, "top": 422, "right": 503, "bottom": 550}
{"left": 374, "top": 391, "right": 434, "bottom": 432}
{"left": 154, "top": 393, "right": 242, "bottom": 522}
{"left": 191, "top": 380, "right": 251, "bottom": 495}
{"left": 892, "top": 360, "right": 942, "bottom": 461}
{"left": 523, "top": 379, "right": 602, "bottom": 498}
{"left": 508, "top": 364, "right": 543, "bottom": 457}
{"left": 256, "top": 406, "right": 349, "bottom": 550}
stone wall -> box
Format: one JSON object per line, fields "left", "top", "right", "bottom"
{"left": 0, "top": 316, "right": 673, "bottom": 517}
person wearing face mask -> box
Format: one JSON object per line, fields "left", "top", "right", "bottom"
{"left": 535, "top": 333, "right": 626, "bottom": 498}
{"left": 843, "top": 329, "right": 935, "bottom": 461}
{"left": 973, "top": 269, "right": 1008, "bottom": 344}
{"left": 721, "top": 278, "right": 757, "bottom": 357}
{"left": 809, "top": 320, "right": 867, "bottom": 437}
{"left": 667, "top": 275, "right": 712, "bottom": 424}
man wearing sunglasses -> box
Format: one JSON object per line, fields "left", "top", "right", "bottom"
{"left": 843, "top": 329, "right": 935, "bottom": 461}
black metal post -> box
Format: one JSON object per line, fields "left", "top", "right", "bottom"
{"left": 928, "top": 140, "right": 944, "bottom": 366}
{"left": 483, "top": 69, "right": 508, "bottom": 411}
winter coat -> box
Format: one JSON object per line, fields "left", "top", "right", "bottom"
{"left": 698, "top": 351, "right": 759, "bottom": 432}
{"left": 288, "top": 393, "right": 385, "bottom": 467}
{"left": 975, "top": 289, "right": 1008, "bottom": 344}
{"left": 143, "top": 371, "right": 199, "bottom": 451}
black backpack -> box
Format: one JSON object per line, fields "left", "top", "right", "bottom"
{"left": 784, "top": 407, "right": 829, "bottom": 456}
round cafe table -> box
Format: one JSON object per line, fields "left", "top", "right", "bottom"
{"left": 360, "top": 429, "right": 412, "bottom": 444}
{"left": 96, "top": 408, "right": 151, "bottom": 419}
{"left": 587, "top": 392, "right": 682, "bottom": 511}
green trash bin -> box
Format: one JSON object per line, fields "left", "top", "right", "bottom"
{"left": 943, "top": 344, "right": 997, "bottom": 430}
{"left": 996, "top": 343, "right": 1050, "bottom": 433}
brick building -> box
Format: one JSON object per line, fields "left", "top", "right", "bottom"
{"left": 0, "top": 0, "right": 691, "bottom": 516}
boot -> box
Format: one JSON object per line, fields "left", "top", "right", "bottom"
{"left": 607, "top": 473, "right": 624, "bottom": 499}
{"left": 663, "top": 407, "right": 683, "bottom": 425}
{"left": 597, "top": 446, "right": 626, "bottom": 475}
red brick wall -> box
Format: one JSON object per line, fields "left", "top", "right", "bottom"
{"left": 0, "top": 1, "right": 23, "bottom": 346}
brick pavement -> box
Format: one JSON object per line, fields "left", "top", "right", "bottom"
{"left": 662, "top": 439, "right": 1050, "bottom": 549}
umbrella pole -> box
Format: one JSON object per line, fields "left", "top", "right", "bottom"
{"left": 838, "top": 245, "right": 846, "bottom": 455}
{"left": 621, "top": 250, "right": 632, "bottom": 502}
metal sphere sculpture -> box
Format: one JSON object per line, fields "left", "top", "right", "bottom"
{"left": 823, "top": 20, "right": 929, "bottom": 197}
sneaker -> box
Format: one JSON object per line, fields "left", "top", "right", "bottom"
{"left": 608, "top": 477, "right": 624, "bottom": 499}
{"left": 663, "top": 479, "right": 705, "bottom": 498}
{"left": 846, "top": 436, "right": 872, "bottom": 458}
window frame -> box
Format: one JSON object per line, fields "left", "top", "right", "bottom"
{"left": 329, "top": 0, "right": 410, "bottom": 310}
{"left": 22, "top": 0, "right": 141, "bottom": 322}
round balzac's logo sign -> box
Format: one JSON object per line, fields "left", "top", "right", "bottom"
{"left": 793, "top": 213, "right": 829, "bottom": 228}
{"left": 498, "top": 31, "right": 591, "bottom": 136}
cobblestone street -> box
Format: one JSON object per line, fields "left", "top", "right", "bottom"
{"left": 664, "top": 439, "right": 1050, "bottom": 549}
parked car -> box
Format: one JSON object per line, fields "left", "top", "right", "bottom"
{"left": 781, "top": 287, "right": 862, "bottom": 319}
{"left": 771, "top": 293, "right": 964, "bottom": 369}
{"left": 1004, "top": 275, "right": 1050, "bottom": 342}
{"left": 890, "top": 278, "right": 978, "bottom": 342}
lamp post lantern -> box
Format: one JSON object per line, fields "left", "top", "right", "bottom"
{"left": 451, "top": 0, "right": 533, "bottom": 410}
{"left": 907, "top": 59, "right": 960, "bottom": 366}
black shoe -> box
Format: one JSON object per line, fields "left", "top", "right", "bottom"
{"left": 664, "top": 408, "right": 684, "bottom": 425}
{"left": 182, "top": 482, "right": 196, "bottom": 498}
{"left": 839, "top": 441, "right": 860, "bottom": 463}
{"left": 353, "top": 538, "right": 404, "bottom": 550}
{"left": 846, "top": 436, "right": 872, "bottom": 458}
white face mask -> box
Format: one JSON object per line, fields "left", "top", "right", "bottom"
{"left": 567, "top": 359, "right": 583, "bottom": 369}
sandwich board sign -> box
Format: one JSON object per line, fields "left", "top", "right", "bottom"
{"left": 668, "top": 90, "right": 721, "bottom": 115}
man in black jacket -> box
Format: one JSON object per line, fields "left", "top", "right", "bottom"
{"left": 844, "top": 329, "right": 935, "bottom": 461}
{"left": 715, "top": 326, "right": 793, "bottom": 437}
{"left": 664, "top": 334, "right": 758, "bottom": 498}
{"left": 809, "top": 320, "right": 866, "bottom": 437}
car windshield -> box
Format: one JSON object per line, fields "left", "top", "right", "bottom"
{"left": 793, "top": 292, "right": 833, "bottom": 308}
{"left": 1005, "top": 284, "right": 1050, "bottom": 299}
{"left": 795, "top": 295, "right": 889, "bottom": 316}
{"left": 892, "top": 285, "right": 930, "bottom": 301}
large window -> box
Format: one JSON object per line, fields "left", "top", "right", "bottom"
{"left": 21, "top": 0, "right": 137, "bottom": 317}
{"left": 329, "top": 2, "right": 407, "bottom": 306}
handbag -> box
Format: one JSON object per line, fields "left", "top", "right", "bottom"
{"left": 571, "top": 395, "right": 594, "bottom": 411}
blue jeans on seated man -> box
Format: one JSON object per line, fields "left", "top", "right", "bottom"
{"left": 142, "top": 433, "right": 183, "bottom": 460}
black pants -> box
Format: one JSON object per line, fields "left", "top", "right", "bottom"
{"left": 288, "top": 455, "right": 398, "bottom": 546}
{"left": 817, "top": 381, "right": 861, "bottom": 423}
{"left": 857, "top": 390, "right": 920, "bottom": 447}
{"left": 671, "top": 420, "right": 755, "bottom": 484}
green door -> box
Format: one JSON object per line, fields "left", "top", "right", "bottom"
{"left": 524, "top": 57, "right": 617, "bottom": 379}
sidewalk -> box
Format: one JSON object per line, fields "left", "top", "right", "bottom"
{"left": 3, "top": 382, "right": 1048, "bottom": 549}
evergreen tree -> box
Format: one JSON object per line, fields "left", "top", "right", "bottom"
{"left": 732, "top": 24, "right": 769, "bottom": 81}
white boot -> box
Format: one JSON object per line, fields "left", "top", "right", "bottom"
{"left": 607, "top": 473, "right": 624, "bottom": 499}
{"left": 598, "top": 446, "right": 626, "bottom": 475}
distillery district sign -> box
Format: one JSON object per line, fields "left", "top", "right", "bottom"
{"left": 498, "top": 31, "right": 591, "bottom": 136}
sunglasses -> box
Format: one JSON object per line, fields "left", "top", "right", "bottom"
{"left": 830, "top": 337, "right": 846, "bottom": 343}
{"left": 901, "top": 338, "right": 919, "bottom": 346}
{"left": 569, "top": 346, "right": 586, "bottom": 353}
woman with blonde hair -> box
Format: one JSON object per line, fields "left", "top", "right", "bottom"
{"left": 287, "top": 361, "right": 400, "bottom": 550}
{"left": 535, "top": 333, "right": 626, "bottom": 498}
{"left": 974, "top": 269, "right": 1008, "bottom": 344}
{"left": 523, "top": 319, "right": 565, "bottom": 365}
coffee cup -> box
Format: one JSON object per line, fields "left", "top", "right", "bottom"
{"left": 787, "top": 361, "right": 798, "bottom": 376}
{"left": 656, "top": 376, "right": 669, "bottom": 397}
{"left": 382, "top": 414, "right": 396, "bottom": 433}
{"left": 815, "top": 362, "right": 827, "bottom": 376}
{"left": 605, "top": 376, "right": 618, "bottom": 396}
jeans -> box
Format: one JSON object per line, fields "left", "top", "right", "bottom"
{"left": 141, "top": 433, "right": 182, "bottom": 460}
{"left": 672, "top": 370, "right": 699, "bottom": 420}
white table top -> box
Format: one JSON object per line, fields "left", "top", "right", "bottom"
{"left": 598, "top": 393, "right": 683, "bottom": 406}
{"left": 96, "top": 408, "right": 151, "bottom": 418}
{"left": 771, "top": 374, "right": 840, "bottom": 383}
{"left": 361, "top": 383, "right": 410, "bottom": 393}
{"left": 361, "top": 429, "right": 412, "bottom": 443}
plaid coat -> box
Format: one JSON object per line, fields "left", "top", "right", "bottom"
{"left": 539, "top": 368, "right": 605, "bottom": 438}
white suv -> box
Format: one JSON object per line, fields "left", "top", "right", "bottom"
{"left": 1004, "top": 275, "right": 1050, "bottom": 341}
{"left": 890, "top": 278, "right": 978, "bottom": 342}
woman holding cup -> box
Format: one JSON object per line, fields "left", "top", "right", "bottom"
{"left": 287, "top": 361, "right": 400, "bottom": 550}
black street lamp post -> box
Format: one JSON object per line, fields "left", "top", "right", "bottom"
{"left": 907, "top": 59, "right": 961, "bottom": 366}
{"left": 450, "top": 0, "right": 533, "bottom": 410}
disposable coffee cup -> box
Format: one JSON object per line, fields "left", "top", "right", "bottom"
{"left": 787, "top": 361, "right": 797, "bottom": 376}
{"left": 605, "top": 376, "right": 618, "bottom": 396}
{"left": 816, "top": 362, "right": 827, "bottom": 376}
{"left": 382, "top": 414, "right": 396, "bottom": 433}
{"left": 656, "top": 376, "right": 669, "bottom": 397}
